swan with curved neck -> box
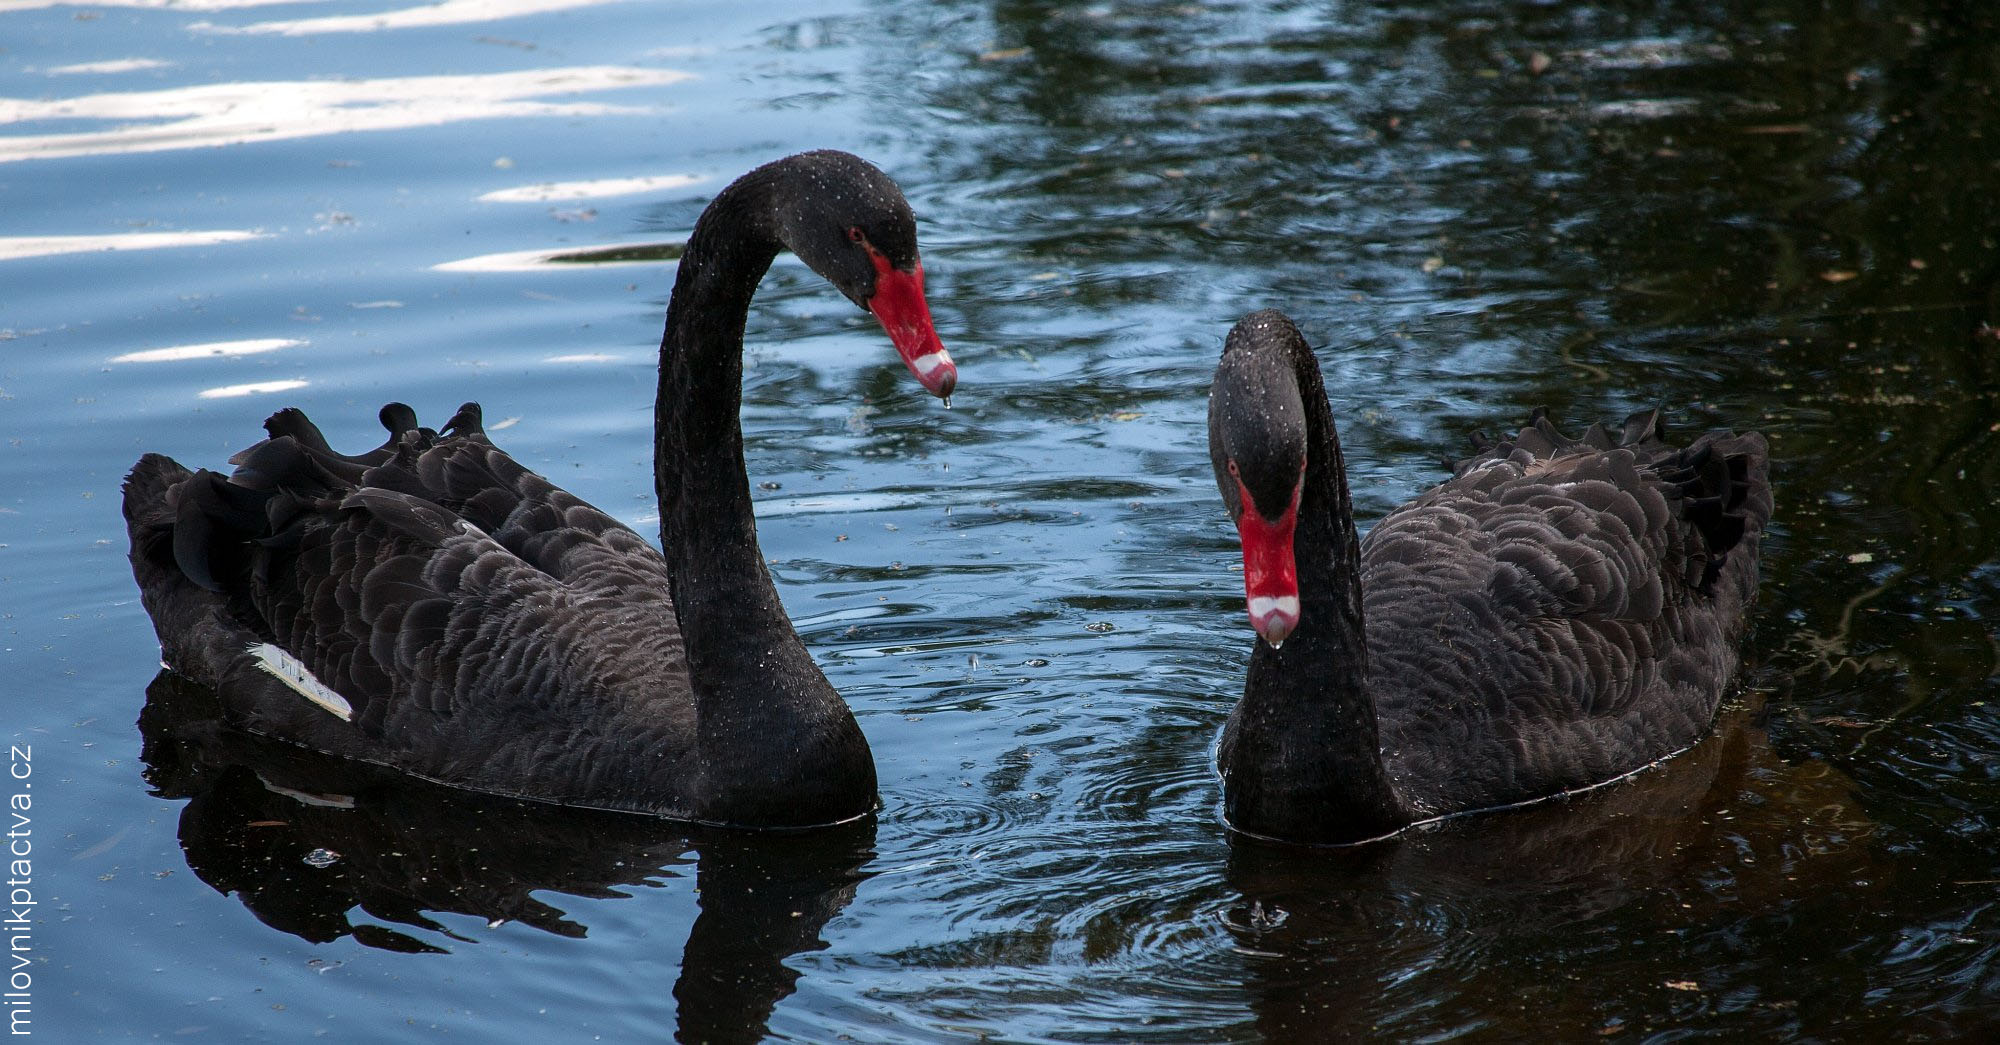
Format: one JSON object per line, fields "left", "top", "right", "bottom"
{"left": 122, "top": 151, "right": 955, "bottom": 829}
{"left": 1209, "top": 309, "right": 1771, "bottom": 845}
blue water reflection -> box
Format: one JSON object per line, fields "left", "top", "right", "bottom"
{"left": 4, "top": 0, "right": 1996, "bottom": 1040}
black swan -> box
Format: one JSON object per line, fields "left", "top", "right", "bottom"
{"left": 122, "top": 151, "right": 957, "bottom": 829}
{"left": 1208, "top": 310, "right": 1771, "bottom": 845}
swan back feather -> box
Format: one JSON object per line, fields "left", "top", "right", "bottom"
{"left": 1363, "top": 410, "right": 1770, "bottom": 818}
{"left": 127, "top": 411, "right": 699, "bottom": 815}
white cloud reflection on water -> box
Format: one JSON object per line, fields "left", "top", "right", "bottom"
{"left": 6, "top": 0, "right": 621, "bottom": 15}
{"left": 45, "top": 59, "right": 175, "bottom": 75}
{"left": 431, "top": 239, "right": 675, "bottom": 272}
{"left": 197, "top": 378, "right": 310, "bottom": 399}
{"left": 4, "top": 1, "right": 301, "bottom": 11}
{"left": 192, "top": 0, "right": 634, "bottom": 36}
{"left": 477, "top": 173, "right": 705, "bottom": 203}
{"left": 0, "top": 66, "right": 690, "bottom": 164}
{"left": 109, "top": 338, "right": 304, "bottom": 364}
{"left": 0, "top": 229, "right": 266, "bottom": 261}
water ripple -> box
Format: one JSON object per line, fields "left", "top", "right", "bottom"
{"left": 0, "top": 67, "right": 687, "bottom": 164}
{"left": 194, "top": 0, "right": 632, "bottom": 36}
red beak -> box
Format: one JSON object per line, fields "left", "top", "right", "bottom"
{"left": 1234, "top": 472, "right": 1302, "bottom": 648}
{"left": 867, "top": 253, "right": 957, "bottom": 399}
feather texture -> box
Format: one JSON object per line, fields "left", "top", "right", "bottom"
{"left": 126, "top": 409, "right": 725, "bottom": 818}
{"left": 1210, "top": 310, "right": 1772, "bottom": 845}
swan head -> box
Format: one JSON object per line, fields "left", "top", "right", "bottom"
{"left": 772, "top": 151, "right": 957, "bottom": 400}
{"left": 1210, "top": 310, "right": 1310, "bottom": 648}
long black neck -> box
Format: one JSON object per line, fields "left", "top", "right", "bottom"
{"left": 654, "top": 166, "right": 875, "bottom": 826}
{"left": 1221, "top": 342, "right": 1407, "bottom": 844}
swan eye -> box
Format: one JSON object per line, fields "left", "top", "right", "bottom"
{"left": 846, "top": 226, "right": 865, "bottom": 243}
{"left": 1226, "top": 460, "right": 1240, "bottom": 477}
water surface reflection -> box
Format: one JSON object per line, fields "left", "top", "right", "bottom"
{"left": 0, "top": 229, "right": 264, "bottom": 261}
{"left": 13, "top": 0, "right": 1998, "bottom": 1038}
{"left": 194, "top": 0, "right": 635, "bottom": 37}
{"left": 0, "top": 66, "right": 685, "bottom": 163}
{"left": 137, "top": 672, "right": 874, "bottom": 1043}
{"left": 1222, "top": 696, "right": 1882, "bottom": 1039}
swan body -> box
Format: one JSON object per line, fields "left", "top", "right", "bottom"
{"left": 1209, "top": 310, "right": 1771, "bottom": 845}
{"left": 123, "top": 151, "right": 956, "bottom": 829}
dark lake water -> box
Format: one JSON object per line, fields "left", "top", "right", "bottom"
{"left": 4, "top": 0, "right": 1996, "bottom": 1039}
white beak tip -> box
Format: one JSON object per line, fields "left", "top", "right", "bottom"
{"left": 1248, "top": 594, "right": 1300, "bottom": 648}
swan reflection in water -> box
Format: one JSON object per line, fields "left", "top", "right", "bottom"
{"left": 1216, "top": 690, "right": 1884, "bottom": 1039}
{"left": 136, "top": 671, "right": 873, "bottom": 1040}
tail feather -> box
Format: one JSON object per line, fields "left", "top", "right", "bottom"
{"left": 1455, "top": 408, "right": 1770, "bottom": 593}
{"left": 441, "top": 402, "right": 486, "bottom": 440}
{"left": 123, "top": 453, "right": 191, "bottom": 529}
{"left": 379, "top": 403, "right": 420, "bottom": 441}
{"left": 1619, "top": 407, "right": 1665, "bottom": 447}
{"left": 123, "top": 453, "right": 194, "bottom": 577}
{"left": 263, "top": 407, "right": 336, "bottom": 453}
{"left": 171, "top": 470, "right": 275, "bottom": 591}
{"left": 130, "top": 404, "right": 456, "bottom": 597}
{"left": 1654, "top": 432, "right": 1770, "bottom": 590}
{"left": 229, "top": 403, "right": 424, "bottom": 469}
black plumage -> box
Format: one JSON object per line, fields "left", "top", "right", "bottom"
{"left": 1209, "top": 309, "right": 1773, "bottom": 845}
{"left": 122, "top": 151, "right": 956, "bottom": 828}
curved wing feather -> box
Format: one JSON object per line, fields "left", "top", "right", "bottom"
{"left": 1363, "top": 411, "right": 1771, "bottom": 813}
{"left": 126, "top": 405, "right": 689, "bottom": 791}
